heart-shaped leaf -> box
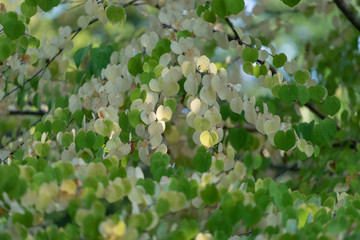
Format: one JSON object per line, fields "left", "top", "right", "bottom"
{"left": 279, "top": 84, "right": 298, "bottom": 104}
{"left": 193, "top": 146, "right": 212, "bottom": 173}
{"left": 282, "top": 0, "right": 301, "bottom": 8}
{"left": 274, "top": 130, "right": 296, "bottom": 151}
{"left": 242, "top": 47, "right": 259, "bottom": 63}
{"left": 323, "top": 96, "right": 341, "bottom": 116}
{"left": 200, "top": 131, "right": 218, "bottom": 148}
{"left": 295, "top": 70, "right": 310, "bottom": 85}
{"left": 35, "top": 142, "right": 50, "bottom": 157}
{"left": 309, "top": 85, "right": 326, "bottom": 102}
{"left": 225, "top": 0, "right": 245, "bottom": 15}
{"left": 273, "top": 53, "right": 287, "bottom": 68}
{"left": 297, "top": 85, "right": 310, "bottom": 105}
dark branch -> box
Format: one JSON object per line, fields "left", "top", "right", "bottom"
{"left": 305, "top": 102, "right": 326, "bottom": 120}
{"left": 8, "top": 110, "right": 47, "bottom": 116}
{"left": 334, "top": 0, "right": 360, "bottom": 32}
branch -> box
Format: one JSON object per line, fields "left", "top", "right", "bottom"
{"left": 304, "top": 102, "right": 326, "bottom": 120}
{"left": 8, "top": 110, "right": 47, "bottom": 116}
{"left": 333, "top": 0, "right": 360, "bottom": 32}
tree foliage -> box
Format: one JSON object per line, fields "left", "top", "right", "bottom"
{"left": 0, "top": 0, "right": 360, "bottom": 239}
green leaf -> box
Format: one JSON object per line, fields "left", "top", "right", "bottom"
{"left": 279, "top": 84, "right": 298, "bottom": 104}
{"left": 35, "top": 142, "right": 50, "bottom": 157}
{"left": 21, "top": 2, "right": 37, "bottom": 18}
{"left": 128, "top": 56, "right": 143, "bottom": 76}
{"left": 211, "top": 0, "right": 227, "bottom": 18}
{"left": 12, "top": 210, "right": 33, "bottom": 228}
{"left": 297, "top": 85, "right": 310, "bottom": 105}
{"left": 294, "top": 70, "right": 310, "bottom": 85}
{"left": 129, "top": 109, "right": 141, "bottom": 128}
{"left": 90, "top": 45, "right": 113, "bottom": 76}
{"left": 228, "top": 127, "right": 247, "bottom": 151}
{"left": 0, "top": 37, "right": 11, "bottom": 61}
{"left": 200, "top": 183, "right": 220, "bottom": 205}
{"left": 273, "top": 53, "right": 287, "bottom": 68}
{"left": 3, "top": 16, "right": 25, "bottom": 40}
{"left": 52, "top": 120, "right": 66, "bottom": 134}
{"left": 225, "top": 0, "right": 244, "bottom": 15}
{"left": 136, "top": 178, "right": 155, "bottom": 195}
{"left": 309, "top": 85, "right": 326, "bottom": 102}
{"left": 265, "top": 76, "right": 279, "bottom": 89}
{"left": 203, "top": 10, "right": 216, "bottom": 23}
{"left": 207, "top": 211, "right": 233, "bottom": 237}
{"left": 282, "top": 0, "right": 301, "bottom": 8}
{"left": 74, "top": 45, "right": 90, "bottom": 69}
{"left": 193, "top": 146, "right": 212, "bottom": 173}
{"left": 242, "top": 47, "right": 259, "bottom": 63}
{"left": 323, "top": 96, "right": 341, "bottom": 116}
{"left": 274, "top": 130, "right": 296, "bottom": 151}
{"left": 243, "top": 62, "right": 253, "bottom": 75}
{"left": 156, "top": 198, "right": 170, "bottom": 216}
{"left": 36, "top": 0, "right": 61, "bottom": 12}
{"left": 177, "top": 30, "right": 192, "bottom": 39}
{"left": 243, "top": 205, "right": 262, "bottom": 226}
{"left": 75, "top": 131, "right": 86, "bottom": 149}
{"left": 106, "top": 5, "right": 126, "bottom": 23}
{"left": 75, "top": 131, "right": 95, "bottom": 150}
{"left": 165, "top": 98, "right": 176, "bottom": 112}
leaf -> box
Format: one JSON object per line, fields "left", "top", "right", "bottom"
{"left": 156, "top": 198, "right": 170, "bottom": 216}
{"left": 282, "top": 0, "right": 301, "bottom": 8}
{"left": 35, "top": 142, "right": 50, "bottom": 157}
{"left": 194, "top": 117, "right": 211, "bottom": 131}
{"left": 129, "top": 109, "right": 141, "bottom": 128}
{"left": 164, "top": 98, "right": 176, "bottom": 112}
{"left": 294, "top": 70, "right": 310, "bottom": 85}
{"left": 225, "top": 0, "right": 245, "bottom": 15}
{"left": 74, "top": 45, "right": 90, "bottom": 69}
{"left": 61, "top": 132, "right": 73, "bottom": 148}
{"left": 297, "top": 85, "right": 310, "bottom": 105}
{"left": 207, "top": 211, "right": 233, "bottom": 237}
{"left": 52, "top": 120, "right": 66, "bottom": 134}
{"left": 36, "top": 0, "right": 61, "bottom": 12}
{"left": 106, "top": 5, "right": 126, "bottom": 23}
{"left": 279, "top": 84, "right": 298, "bottom": 104}
{"left": 228, "top": 127, "right": 247, "bottom": 151}
{"left": 274, "top": 130, "right": 296, "bottom": 151}
{"left": 323, "top": 96, "right": 341, "bottom": 116}
{"left": 203, "top": 10, "right": 216, "bottom": 23}
{"left": 200, "top": 131, "right": 218, "bottom": 148}
{"left": 211, "top": 0, "right": 227, "bottom": 18}
{"left": 309, "top": 85, "right": 326, "bottom": 102}
{"left": 200, "top": 183, "right": 220, "bottom": 205}
{"left": 20, "top": 2, "right": 37, "bottom": 18}
{"left": 265, "top": 76, "right": 279, "bottom": 89}
{"left": 75, "top": 131, "right": 86, "bottom": 149}
{"left": 243, "top": 205, "right": 262, "bottom": 226}
{"left": 242, "top": 47, "right": 259, "bottom": 63}
{"left": 0, "top": 37, "right": 11, "bottom": 61}
{"left": 90, "top": 45, "right": 113, "bottom": 76}
{"left": 193, "top": 146, "right": 212, "bottom": 173}
{"left": 273, "top": 53, "right": 287, "bottom": 68}
{"left": 243, "top": 62, "right": 253, "bottom": 75}
{"left": 3, "top": 17, "right": 25, "bottom": 40}
{"left": 128, "top": 56, "right": 143, "bottom": 76}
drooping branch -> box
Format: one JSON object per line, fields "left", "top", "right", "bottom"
{"left": 333, "top": 0, "right": 360, "bottom": 32}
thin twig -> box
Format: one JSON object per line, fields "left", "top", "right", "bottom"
{"left": 333, "top": 0, "right": 360, "bottom": 32}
